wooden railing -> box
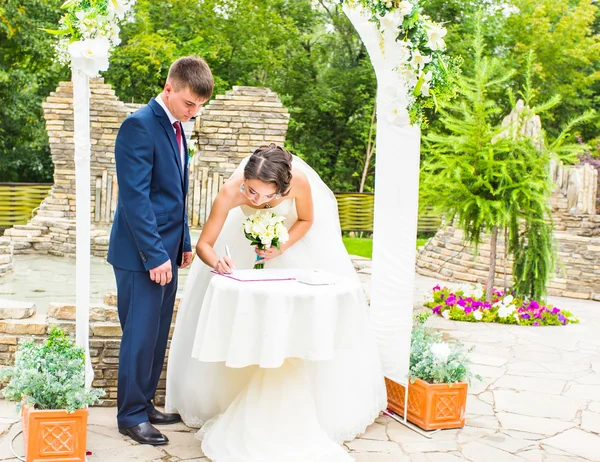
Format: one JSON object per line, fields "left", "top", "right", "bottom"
{"left": 334, "top": 192, "right": 442, "bottom": 233}
{"left": 0, "top": 183, "right": 52, "bottom": 229}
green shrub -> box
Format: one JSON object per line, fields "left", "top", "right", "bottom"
{"left": 1, "top": 327, "right": 104, "bottom": 412}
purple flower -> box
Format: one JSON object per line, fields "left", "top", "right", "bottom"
{"left": 552, "top": 307, "right": 560, "bottom": 315}
{"left": 432, "top": 285, "right": 441, "bottom": 292}
{"left": 432, "top": 305, "right": 442, "bottom": 315}
{"left": 529, "top": 300, "right": 539, "bottom": 310}
{"left": 457, "top": 298, "right": 467, "bottom": 308}
{"left": 558, "top": 314, "right": 567, "bottom": 325}
{"left": 445, "top": 294, "right": 457, "bottom": 306}
{"left": 533, "top": 322, "right": 539, "bottom": 326}
{"left": 521, "top": 313, "right": 531, "bottom": 320}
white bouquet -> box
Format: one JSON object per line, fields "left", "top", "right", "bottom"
{"left": 243, "top": 211, "right": 289, "bottom": 269}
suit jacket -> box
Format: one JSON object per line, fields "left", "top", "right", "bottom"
{"left": 107, "top": 98, "right": 191, "bottom": 272}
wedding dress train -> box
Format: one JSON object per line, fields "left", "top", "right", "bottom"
{"left": 166, "top": 155, "right": 387, "bottom": 460}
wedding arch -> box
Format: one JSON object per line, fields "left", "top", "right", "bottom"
{"left": 56, "top": 0, "right": 452, "bottom": 390}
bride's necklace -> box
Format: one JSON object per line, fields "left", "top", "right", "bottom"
{"left": 264, "top": 203, "right": 272, "bottom": 209}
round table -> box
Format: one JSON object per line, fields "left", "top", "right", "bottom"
{"left": 192, "top": 269, "right": 364, "bottom": 462}
{"left": 191, "top": 269, "right": 366, "bottom": 368}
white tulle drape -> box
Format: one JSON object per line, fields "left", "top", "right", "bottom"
{"left": 342, "top": 5, "right": 419, "bottom": 384}
{"left": 72, "top": 68, "right": 94, "bottom": 387}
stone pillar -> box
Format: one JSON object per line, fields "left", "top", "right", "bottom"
{"left": 4, "top": 79, "right": 141, "bottom": 257}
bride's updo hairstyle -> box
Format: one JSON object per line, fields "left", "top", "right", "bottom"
{"left": 244, "top": 143, "right": 293, "bottom": 196}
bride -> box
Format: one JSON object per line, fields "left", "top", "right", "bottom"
{"left": 166, "top": 144, "right": 386, "bottom": 460}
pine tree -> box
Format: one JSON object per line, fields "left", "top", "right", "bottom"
{"left": 420, "top": 17, "right": 595, "bottom": 301}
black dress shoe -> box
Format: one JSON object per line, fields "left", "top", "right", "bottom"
{"left": 119, "top": 422, "right": 169, "bottom": 445}
{"left": 148, "top": 407, "right": 182, "bottom": 425}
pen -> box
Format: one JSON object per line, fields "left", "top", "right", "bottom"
{"left": 225, "top": 245, "right": 231, "bottom": 259}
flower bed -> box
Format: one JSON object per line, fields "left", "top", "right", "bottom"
{"left": 424, "top": 284, "right": 579, "bottom": 326}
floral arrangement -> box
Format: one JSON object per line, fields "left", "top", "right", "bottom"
{"left": 48, "top": 0, "right": 135, "bottom": 74}
{"left": 0, "top": 328, "right": 104, "bottom": 413}
{"left": 340, "top": 0, "right": 460, "bottom": 125}
{"left": 243, "top": 210, "right": 290, "bottom": 269}
{"left": 424, "top": 284, "right": 579, "bottom": 327}
{"left": 409, "top": 312, "right": 479, "bottom": 384}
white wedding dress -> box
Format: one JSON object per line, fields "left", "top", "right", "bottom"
{"left": 166, "top": 155, "right": 387, "bottom": 461}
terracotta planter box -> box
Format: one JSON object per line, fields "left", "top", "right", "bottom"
{"left": 385, "top": 377, "right": 468, "bottom": 430}
{"left": 22, "top": 406, "right": 88, "bottom": 462}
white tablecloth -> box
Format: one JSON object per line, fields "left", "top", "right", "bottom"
{"left": 191, "top": 269, "right": 366, "bottom": 368}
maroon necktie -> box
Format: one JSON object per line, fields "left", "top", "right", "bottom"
{"left": 173, "top": 121, "right": 182, "bottom": 152}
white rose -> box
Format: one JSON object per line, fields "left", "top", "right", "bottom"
{"left": 430, "top": 342, "right": 451, "bottom": 363}
{"left": 251, "top": 222, "right": 266, "bottom": 236}
{"left": 473, "top": 310, "right": 483, "bottom": 321}
{"left": 244, "top": 220, "right": 253, "bottom": 234}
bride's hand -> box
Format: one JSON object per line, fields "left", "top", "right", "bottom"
{"left": 214, "top": 256, "right": 235, "bottom": 274}
{"left": 255, "top": 246, "right": 283, "bottom": 264}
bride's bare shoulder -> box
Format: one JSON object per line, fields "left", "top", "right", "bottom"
{"left": 215, "top": 172, "right": 244, "bottom": 206}
{"left": 291, "top": 168, "right": 310, "bottom": 194}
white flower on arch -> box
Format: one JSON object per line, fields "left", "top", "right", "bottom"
{"left": 69, "top": 37, "right": 110, "bottom": 77}
{"left": 425, "top": 22, "right": 447, "bottom": 51}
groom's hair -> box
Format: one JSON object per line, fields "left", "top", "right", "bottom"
{"left": 167, "top": 56, "right": 214, "bottom": 100}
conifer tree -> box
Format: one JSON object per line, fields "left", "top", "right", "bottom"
{"left": 420, "top": 17, "right": 594, "bottom": 301}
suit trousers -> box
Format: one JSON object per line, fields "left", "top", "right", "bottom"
{"left": 114, "top": 265, "right": 178, "bottom": 429}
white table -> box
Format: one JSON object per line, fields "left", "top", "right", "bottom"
{"left": 192, "top": 269, "right": 363, "bottom": 461}
{"left": 191, "top": 269, "right": 365, "bottom": 368}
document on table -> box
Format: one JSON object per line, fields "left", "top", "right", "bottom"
{"left": 294, "top": 269, "right": 337, "bottom": 286}
{"left": 211, "top": 268, "right": 297, "bottom": 282}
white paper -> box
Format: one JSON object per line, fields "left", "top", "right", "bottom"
{"left": 212, "top": 268, "right": 297, "bottom": 282}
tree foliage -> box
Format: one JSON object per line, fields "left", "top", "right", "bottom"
{"left": 0, "top": 0, "right": 67, "bottom": 182}
{"left": 420, "top": 19, "right": 594, "bottom": 300}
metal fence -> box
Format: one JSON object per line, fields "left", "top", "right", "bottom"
{"left": 0, "top": 183, "right": 52, "bottom": 230}
{"left": 0, "top": 185, "right": 442, "bottom": 234}
{"left": 334, "top": 192, "right": 442, "bottom": 233}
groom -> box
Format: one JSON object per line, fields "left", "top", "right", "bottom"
{"left": 108, "top": 56, "right": 214, "bottom": 445}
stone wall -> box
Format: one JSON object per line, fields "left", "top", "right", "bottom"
{"left": 4, "top": 82, "right": 289, "bottom": 259}
{"left": 188, "top": 86, "right": 289, "bottom": 227}
{"left": 0, "top": 294, "right": 177, "bottom": 407}
{"left": 0, "top": 238, "right": 13, "bottom": 277}
{"left": 3, "top": 78, "right": 141, "bottom": 258}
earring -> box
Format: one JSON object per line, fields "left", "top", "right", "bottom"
{"left": 239, "top": 184, "right": 245, "bottom": 193}
{"left": 275, "top": 194, "right": 281, "bottom": 200}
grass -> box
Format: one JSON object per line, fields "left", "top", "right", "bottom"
{"left": 343, "top": 237, "right": 430, "bottom": 259}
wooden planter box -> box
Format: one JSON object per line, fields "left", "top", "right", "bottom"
{"left": 385, "top": 377, "right": 468, "bottom": 430}
{"left": 22, "top": 406, "right": 88, "bottom": 462}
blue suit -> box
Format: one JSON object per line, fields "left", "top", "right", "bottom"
{"left": 108, "top": 98, "right": 191, "bottom": 429}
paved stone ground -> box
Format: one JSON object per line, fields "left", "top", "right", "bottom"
{"left": 0, "top": 269, "right": 599, "bottom": 461}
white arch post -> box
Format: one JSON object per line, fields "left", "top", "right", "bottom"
{"left": 342, "top": 4, "right": 421, "bottom": 385}
{"left": 60, "top": 1, "right": 134, "bottom": 387}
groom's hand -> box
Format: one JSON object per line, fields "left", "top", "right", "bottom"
{"left": 179, "top": 251, "right": 193, "bottom": 269}
{"left": 150, "top": 259, "right": 173, "bottom": 286}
